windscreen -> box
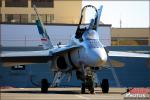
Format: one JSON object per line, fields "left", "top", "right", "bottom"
{"left": 83, "top": 29, "right": 103, "bottom": 48}
{"left": 87, "top": 39, "right": 103, "bottom": 48}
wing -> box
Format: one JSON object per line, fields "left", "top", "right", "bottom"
{"left": 0, "top": 45, "right": 81, "bottom": 67}
{"left": 0, "top": 50, "right": 52, "bottom": 67}
{"left": 108, "top": 51, "right": 150, "bottom": 58}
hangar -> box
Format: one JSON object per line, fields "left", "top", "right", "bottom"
{"left": 0, "top": 24, "right": 111, "bottom": 47}
{"left": 112, "top": 28, "right": 150, "bottom": 46}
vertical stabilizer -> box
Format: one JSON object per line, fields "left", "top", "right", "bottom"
{"left": 33, "top": 5, "right": 53, "bottom": 49}
{"left": 95, "top": 5, "right": 103, "bottom": 31}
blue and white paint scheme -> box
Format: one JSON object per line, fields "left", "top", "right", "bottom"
{"left": 1, "top": 5, "right": 150, "bottom": 93}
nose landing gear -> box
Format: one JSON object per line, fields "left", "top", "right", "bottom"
{"left": 81, "top": 75, "right": 95, "bottom": 94}
{"left": 80, "top": 66, "right": 110, "bottom": 94}
{"left": 81, "top": 66, "right": 95, "bottom": 94}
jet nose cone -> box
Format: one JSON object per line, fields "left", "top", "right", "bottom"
{"left": 96, "top": 48, "right": 107, "bottom": 65}
{"left": 100, "top": 50, "right": 107, "bottom": 61}
{"left": 87, "top": 48, "right": 107, "bottom": 66}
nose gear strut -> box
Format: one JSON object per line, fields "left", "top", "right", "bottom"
{"left": 81, "top": 66, "right": 96, "bottom": 94}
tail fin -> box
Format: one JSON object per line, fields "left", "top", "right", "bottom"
{"left": 33, "top": 5, "right": 53, "bottom": 49}
{"left": 95, "top": 5, "right": 103, "bottom": 31}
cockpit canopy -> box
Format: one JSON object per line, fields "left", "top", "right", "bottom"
{"left": 83, "top": 29, "right": 103, "bottom": 48}
{"left": 75, "top": 5, "right": 98, "bottom": 42}
{"left": 83, "top": 30, "right": 99, "bottom": 40}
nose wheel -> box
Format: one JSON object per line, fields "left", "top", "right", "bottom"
{"left": 81, "top": 75, "right": 95, "bottom": 94}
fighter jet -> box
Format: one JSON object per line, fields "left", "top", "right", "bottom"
{"left": 1, "top": 5, "right": 150, "bottom": 94}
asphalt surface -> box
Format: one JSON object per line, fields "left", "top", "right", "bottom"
{"left": 0, "top": 87, "right": 140, "bottom": 100}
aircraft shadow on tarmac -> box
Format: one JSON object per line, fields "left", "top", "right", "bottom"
{"left": 0, "top": 90, "right": 81, "bottom": 94}
{"left": 1, "top": 90, "right": 124, "bottom": 94}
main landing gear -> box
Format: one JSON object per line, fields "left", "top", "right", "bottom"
{"left": 41, "top": 79, "right": 49, "bottom": 93}
{"left": 101, "top": 79, "right": 109, "bottom": 93}
{"left": 81, "top": 78, "right": 110, "bottom": 94}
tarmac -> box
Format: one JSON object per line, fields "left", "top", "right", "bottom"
{"left": 1, "top": 87, "right": 149, "bottom": 100}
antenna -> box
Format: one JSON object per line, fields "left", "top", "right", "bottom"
{"left": 120, "top": 19, "right": 122, "bottom": 28}
{"left": 120, "top": 14, "right": 122, "bottom": 28}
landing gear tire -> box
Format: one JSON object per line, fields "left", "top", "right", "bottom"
{"left": 89, "top": 87, "right": 94, "bottom": 94}
{"left": 101, "top": 79, "right": 109, "bottom": 93}
{"left": 88, "top": 82, "right": 94, "bottom": 94}
{"left": 41, "top": 79, "right": 49, "bottom": 93}
{"left": 81, "top": 83, "right": 86, "bottom": 94}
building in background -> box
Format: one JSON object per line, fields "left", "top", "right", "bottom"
{"left": 0, "top": 24, "right": 111, "bottom": 47}
{"left": 0, "top": 0, "right": 149, "bottom": 46}
{"left": 111, "top": 28, "right": 150, "bottom": 46}
{"left": 0, "top": 0, "right": 83, "bottom": 24}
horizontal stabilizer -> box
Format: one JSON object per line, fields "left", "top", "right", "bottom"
{"left": 108, "top": 51, "right": 150, "bottom": 58}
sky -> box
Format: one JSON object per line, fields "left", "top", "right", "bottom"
{"left": 82, "top": 0, "right": 149, "bottom": 28}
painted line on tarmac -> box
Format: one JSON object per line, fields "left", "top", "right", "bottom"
{"left": 16, "top": 98, "right": 86, "bottom": 100}
{"left": 16, "top": 98, "right": 54, "bottom": 100}
{"left": 75, "top": 95, "right": 90, "bottom": 100}
{"left": 16, "top": 98, "right": 78, "bottom": 100}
